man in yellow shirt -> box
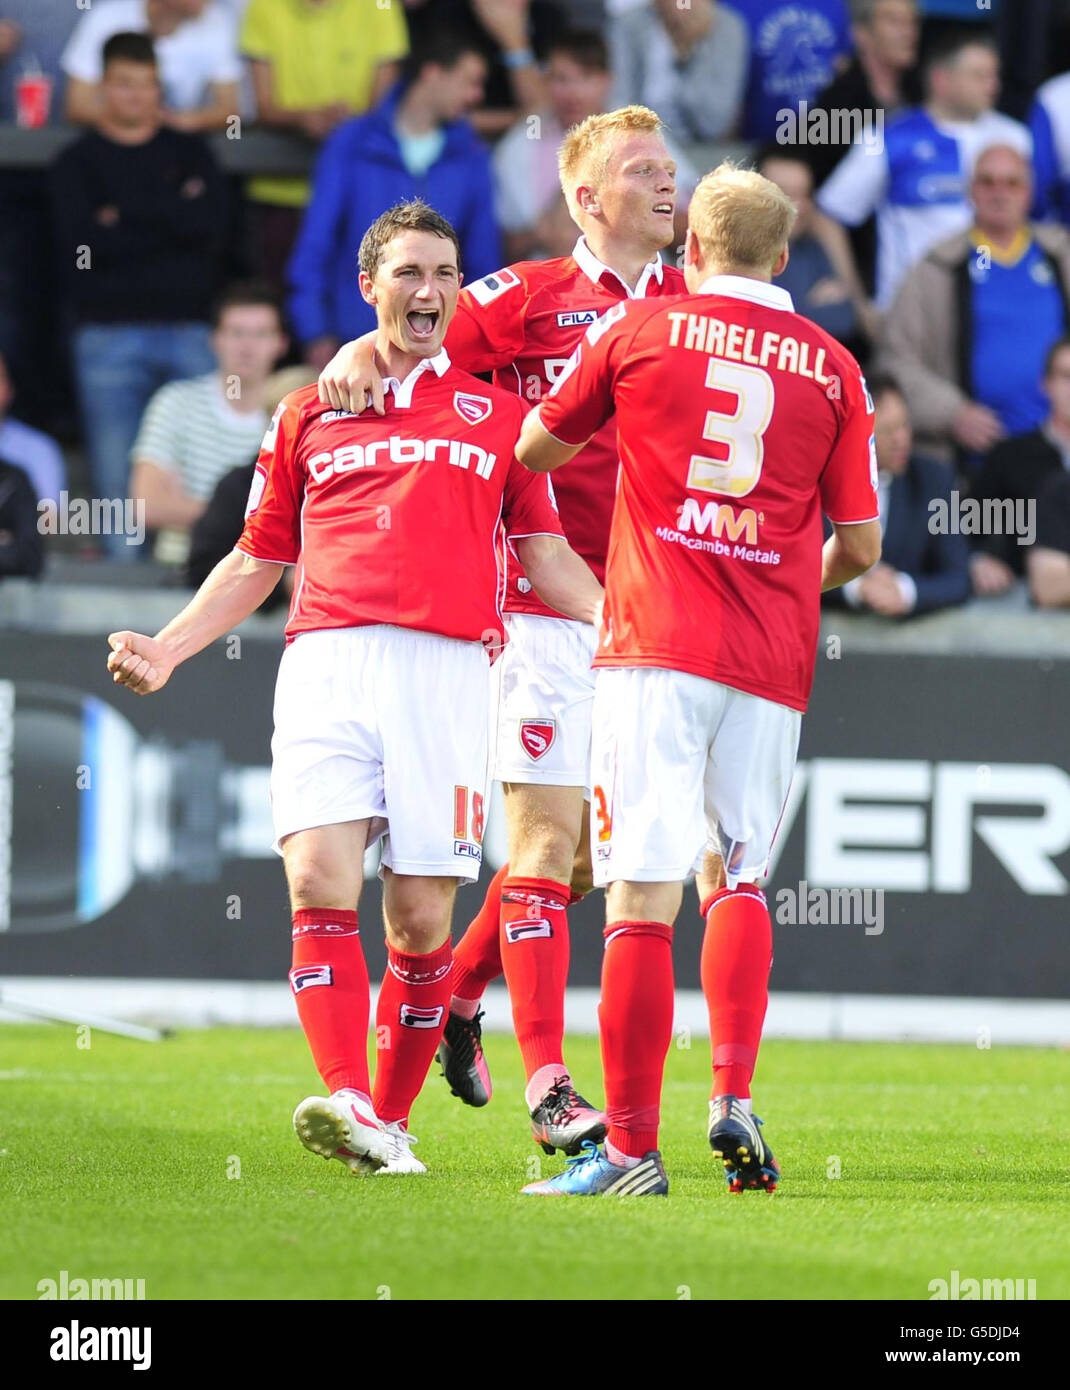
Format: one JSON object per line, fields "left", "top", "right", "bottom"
{"left": 241, "top": 0, "right": 410, "bottom": 283}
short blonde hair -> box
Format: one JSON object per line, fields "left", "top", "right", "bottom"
{"left": 557, "top": 105, "right": 664, "bottom": 220}
{"left": 689, "top": 161, "right": 797, "bottom": 275}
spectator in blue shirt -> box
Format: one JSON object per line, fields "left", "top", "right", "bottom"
{"left": 0, "top": 352, "right": 65, "bottom": 506}
{"left": 880, "top": 144, "right": 1070, "bottom": 470}
{"left": 1029, "top": 71, "right": 1070, "bottom": 225}
{"left": 721, "top": 0, "right": 853, "bottom": 142}
{"left": 288, "top": 26, "right": 502, "bottom": 368}
{"left": 818, "top": 30, "right": 1030, "bottom": 309}
{"left": 756, "top": 149, "right": 865, "bottom": 347}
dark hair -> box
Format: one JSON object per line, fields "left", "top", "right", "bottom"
{"left": 753, "top": 143, "right": 812, "bottom": 177}
{"left": 546, "top": 29, "right": 609, "bottom": 74}
{"left": 358, "top": 199, "right": 462, "bottom": 280}
{"left": 211, "top": 279, "right": 285, "bottom": 330}
{"left": 102, "top": 31, "right": 157, "bottom": 70}
{"left": 400, "top": 23, "right": 487, "bottom": 89}
{"left": 866, "top": 371, "right": 906, "bottom": 405}
{"left": 923, "top": 29, "right": 996, "bottom": 83}
{"left": 1044, "top": 335, "right": 1070, "bottom": 377}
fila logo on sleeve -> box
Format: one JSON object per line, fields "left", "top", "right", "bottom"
{"left": 399, "top": 1003, "right": 445, "bottom": 1030}
{"left": 289, "top": 965, "right": 333, "bottom": 993}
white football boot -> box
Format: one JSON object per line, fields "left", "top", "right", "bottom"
{"left": 293, "top": 1089, "right": 391, "bottom": 1175}
{"left": 376, "top": 1121, "right": 428, "bottom": 1175}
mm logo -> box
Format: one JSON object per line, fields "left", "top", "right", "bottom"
{"left": 677, "top": 496, "right": 759, "bottom": 546}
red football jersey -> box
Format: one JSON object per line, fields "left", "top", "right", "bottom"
{"left": 237, "top": 351, "right": 563, "bottom": 644}
{"left": 447, "top": 237, "right": 686, "bottom": 617}
{"left": 538, "top": 276, "right": 879, "bottom": 711}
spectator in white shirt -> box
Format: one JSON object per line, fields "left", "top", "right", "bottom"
{"left": 62, "top": 0, "right": 241, "bottom": 132}
{"left": 609, "top": 0, "right": 748, "bottom": 142}
{"left": 817, "top": 30, "right": 1030, "bottom": 311}
{"left": 130, "top": 282, "right": 287, "bottom": 563}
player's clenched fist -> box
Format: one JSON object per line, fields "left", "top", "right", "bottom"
{"left": 106, "top": 630, "right": 176, "bottom": 695}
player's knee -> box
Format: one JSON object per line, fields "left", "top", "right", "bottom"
{"left": 285, "top": 859, "right": 351, "bottom": 911}
{"left": 385, "top": 915, "right": 450, "bottom": 954}
{"left": 512, "top": 822, "right": 576, "bottom": 883}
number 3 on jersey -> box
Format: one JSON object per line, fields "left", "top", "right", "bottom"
{"left": 687, "top": 360, "right": 775, "bottom": 499}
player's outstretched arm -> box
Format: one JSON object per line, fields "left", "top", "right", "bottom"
{"left": 516, "top": 406, "right": 587, "bottom": 474}
{"left": 821, "top": 520, "right": 882, "bottom": 592}
{"left": 317, "top": 331, "right": 383, "bottom": 415}
{"left": 107, "top": 549, "right": 285, "bottom": 695}
{"left": 514, "top": 535, "right": 604, "bottom": 626}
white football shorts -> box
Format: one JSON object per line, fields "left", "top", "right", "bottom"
{"left": 590, "top": 666, "right": 801, "bottom": 888}
{"left": 270, "top": 625, "right": 490, "bottom": 879}
{"left": 493, "top": 613, "right": 598, "bottom": 795}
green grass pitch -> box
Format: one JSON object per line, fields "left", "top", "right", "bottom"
{"left": 1, "top": 1024, "right": 1067, "bottom": 1301}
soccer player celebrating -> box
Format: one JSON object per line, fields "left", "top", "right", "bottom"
{"left": 516, "top": 164, "right": 882, "bottom": 1196}
{"left": 318, "top": 106, "right": 686, "bottom": 1156}
{"left": 106, "top": 200, "right": 603, "bottom": 1178}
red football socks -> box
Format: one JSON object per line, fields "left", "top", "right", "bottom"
{"left": 599, "top": 920, "right": 675, "bottom": 1158}
{"left": 700, "top": 885, "right": 773, "bottom": 1100}
{"left": 289, "top": 907, "right": 370, "bottom": 1096}
{"left": 372, "top": 939, "right": 453, "bottom": 1125}
{"left": 499, "top": 875, "right": 571, "bottom": 1080}
{"left": 449, "top": 863, "right": 509, "bottom": 1013}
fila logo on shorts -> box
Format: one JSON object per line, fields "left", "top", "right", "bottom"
{"left": 289, "top": 965, "right": 333, "bottom": 993}
{"left": 519, "top": 719, "right": 556, "bottom": 760}
{"left": 505, "top": 917, "right": 553, "bottom": 944}
{"left": 454, "top": 391, "right": 493, "bottom": 425}
{"left": 399, "top": 1003, "right": 446, "bottom": 1030}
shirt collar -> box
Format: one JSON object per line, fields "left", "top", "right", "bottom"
{"left": 697, "top": 274, "right": 794, "bottom": 312}
{"left": 572, "top": 236, "right": 665, "bottom": 299}
{"left": 969, "top": 225, "right": 1032, "bottom": 268}
{"left": 381, "top": 348, "right": 451, "bottom": 409}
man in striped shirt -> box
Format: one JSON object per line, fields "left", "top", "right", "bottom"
{"left": 130, "top": 281, "right": 288, "bottom": 563}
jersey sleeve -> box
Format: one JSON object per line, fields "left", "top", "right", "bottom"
{"left": 536, "top": 301, "right": 630, "bottom": 446}
{"left": 446, "top": 269, "right": 529, "bottom": 373}
{"left": 236, "top": 395, "right": 305, "bottom": 563}
{"left": 819, "top": 360, "right": 881, "bottom": 524}
{"left": 501, "top": 425, "right": 565, "bottom": 542}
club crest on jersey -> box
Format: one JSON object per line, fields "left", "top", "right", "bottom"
{"left": 454, "top": 391, "right": 493, "bottom": 425}
{"left": 289, "top": 965, "right": 333, "bottom": 993}
{"left": 519, "top": 718, "right": 556, "bottom": 760}
{"left": 557, "top": 309, "right": 600, "bottom": 328}
{"left": 399, "top": 1003, "right": 445, "bottom": 1030}
{"left": 505, "top": 917, "right": 553, "bottom": 943}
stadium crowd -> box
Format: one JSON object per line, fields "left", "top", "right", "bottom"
{"left": 1, "top": 0, "right": 1069, "bottom": 611}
